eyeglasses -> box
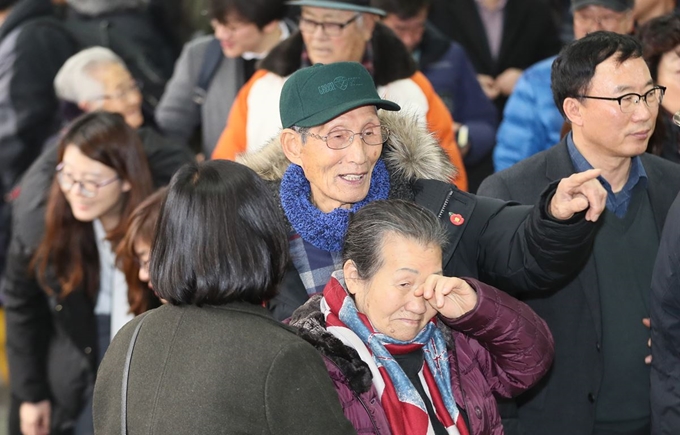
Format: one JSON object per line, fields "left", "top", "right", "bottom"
{"left": 307, "top": 125, "right": 390, "bottom": 150}
{"left": 56, "top": 163, "right": 120, "bottom": 198}
{"left": 93, "top": 81, "right": 142, "bottom": 102}
{"left": 299, "top": 14, "right": 360, "bottom": 37}
{"left": 576, "top": 86, "right": 666, "bottom": 113}
{"left": 574, "top": 10, "right": 629, "bottom": 28}
{"left": 134, "top": 256, "right": 151, "bottom": 271}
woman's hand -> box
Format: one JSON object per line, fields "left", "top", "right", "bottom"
{"left": 20, "top": 400, "right": 51, "bottom": 435}
{"left": 415, "top": 275, "right": 478, "bottom": 319}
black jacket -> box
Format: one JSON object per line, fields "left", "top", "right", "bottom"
{"left": 237, "top": 110, "right": 599, "bottom": 322}
{"left": 260, "top": 22, "right": 417, "bottom": 87}
{"left": 0, "top": 0, "right": 78, "bottom": 283}
{"left": 478, "top": 138, "right": 680, "bottom": 435}
{"left": 2, "top": 127, "right": 193, "bottom": 433}
{"left": 650, "top": 190, "right": 680, "bottom": 435}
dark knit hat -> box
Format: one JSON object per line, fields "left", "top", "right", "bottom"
{"left": 286, "top": 0, "right": 386, "bottom": 16}
{"left": 570, "top": 0, "right": 634, "bottom": 12}
{"left": 280, "top": 62, "right": 400, "bottom": 129}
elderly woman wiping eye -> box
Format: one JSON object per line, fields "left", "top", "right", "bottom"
{"left": 290, "top": 199, "right": 555, "bottom": 435}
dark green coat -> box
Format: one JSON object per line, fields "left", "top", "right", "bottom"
{"left": 93, "top": 302, "right": 356, "bottom": 435}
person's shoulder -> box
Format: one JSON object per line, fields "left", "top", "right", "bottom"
{"left": 642, "top": 153, "right": 680, "bottom": 186}
{"left": 185, "top": 34, "right": 216, "bottom": 50}
{"left": 480, "top": 146, "right": 556, "bottom": 199}
{"left": 523, "top": 56, "right": 557, "bottom": 80}
{"left": 642, "top": 152, "right": 680, "bottom": 171}
{"left": 488, "top": 149, "right": 550, "bottom": 187}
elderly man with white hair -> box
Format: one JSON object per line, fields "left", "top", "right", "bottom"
{"left": 54, "top": 46, "right": 145, "bottom": 129}
{"left": 47, "top": 46, "right": 193, "bottom": 182}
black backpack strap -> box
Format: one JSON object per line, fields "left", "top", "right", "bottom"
{"left": 121, "top": 313, "right": 149, "bottom": 435}
{"left": 193, "top": 37, "right": 224, "bottom": 105}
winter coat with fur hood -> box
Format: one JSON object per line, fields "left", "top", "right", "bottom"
{"left": 239, "top": 110, "right": 600, "bottom": 322}
{"left": 289, "top": 278, "right": 555, "bottom": 435}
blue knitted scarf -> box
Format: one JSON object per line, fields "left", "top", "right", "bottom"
{"left": 280, "top": 159, "right": 390, "bottom": 252}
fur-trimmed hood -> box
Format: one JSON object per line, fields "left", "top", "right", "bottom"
{"left": 290, "top": 294, "right": 374, "bottom": 395}
{"left": 238, "top": 110, "right": 456, "bottom": 186}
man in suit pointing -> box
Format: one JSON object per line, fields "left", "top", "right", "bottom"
{"left": 478, "top": 31, "right": 680, "bottom": 435}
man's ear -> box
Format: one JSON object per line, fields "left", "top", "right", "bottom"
{"left": 343, "top": 260, "right": 360, "bottom": 296}
{"left": 563, "top": 97, "right": 584, "bottom": 127}
{"left": 280, "top": 128, "right": 303, "bottom": 166}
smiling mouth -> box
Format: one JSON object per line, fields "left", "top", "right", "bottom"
{"left": 340, "top": 174, "right": 365, "bottom": 182}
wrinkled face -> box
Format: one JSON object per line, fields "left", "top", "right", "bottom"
{"left": 382, "top": 9, "right": 427, "bottom": 53}
{"left": 134, "top": 239, "right": 151, "bottom": 286}
{"left": 292, "top": 106, "right": 382, "bottom": 213}
{"left": 211, "top": 14, "right": 269, "bottom": 57}
{"left": 345, "top": 233, "right": 441, "bottom": 342}
{"left": 59, "top": 145, "right": 130, "bottom": 228}
{"left": 87, "top": 62, "right": 144, "bottom": 129}
{"left": 573, "top": 56, "right": 657, "bottom": 160}
{"left": 573, "top": 5, "right": 634, "bottom": 39}
{"left": 300, "top": 7, "right": 373, "bottom": 64}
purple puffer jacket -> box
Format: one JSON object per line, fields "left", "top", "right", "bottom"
{"left": 290, "top": 278, "right": 554, "bottom": 435}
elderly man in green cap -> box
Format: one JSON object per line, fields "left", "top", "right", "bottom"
{"left": 212, "top": 0, "right": 470, "bottom": 191}
{"left": 239, "top": 62, "right": 607, "bottom": 339}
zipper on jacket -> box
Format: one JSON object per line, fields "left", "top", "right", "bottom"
{"left": 353, "top": 389, "right": 381, "bottom": 434}
{"left": 326, "top": 358, "right": 381, "bottom": 434}
{"left": 437, "top": 189, "right": 454, "bottom": 219}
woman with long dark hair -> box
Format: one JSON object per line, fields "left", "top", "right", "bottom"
{"left": 4, "top": 111, "right": 154, "bottom": 435}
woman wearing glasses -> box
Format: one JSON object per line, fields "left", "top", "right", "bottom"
{"left": 4, "top": 111, "right": 154, "bottom": 435}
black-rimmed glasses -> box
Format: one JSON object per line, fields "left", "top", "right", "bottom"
{"left": 307, "top": 125, "right": 390, "bottom": 150}
{"left": 56, "top": 163, "right": 120, "bottom": 198}
{"left": 299, "top": 14, "right": 361, "bottom": 37}
{"left": 577, "top": 86, "right": 666, "bottom": 113}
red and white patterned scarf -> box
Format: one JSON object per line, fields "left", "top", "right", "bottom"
{"left": 321, "top": 275, "right": 469, "bottom": 435}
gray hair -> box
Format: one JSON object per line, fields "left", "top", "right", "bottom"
{"left": 292, "top": 126, "right": 310, "bottom": 144}
{"left": 54, "top": 47, "right": 127, "bottom": 103}
{"left": 343, "top": 199, "right": 448, "bottom": 280}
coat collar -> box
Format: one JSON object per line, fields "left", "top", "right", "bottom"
{"left": 259, "top": 23, "right": 417, "bottom": 87}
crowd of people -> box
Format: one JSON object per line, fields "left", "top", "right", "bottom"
{"left": 1, "top": 0, "right": 680, "bottom": 434}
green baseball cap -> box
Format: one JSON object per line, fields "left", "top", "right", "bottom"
{"left": 280, "top": 62, "right": 401, "bottom": 129}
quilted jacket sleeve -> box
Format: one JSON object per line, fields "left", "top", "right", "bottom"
{"left": 443, "top": 278, "right": 554, "bottom": 397}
